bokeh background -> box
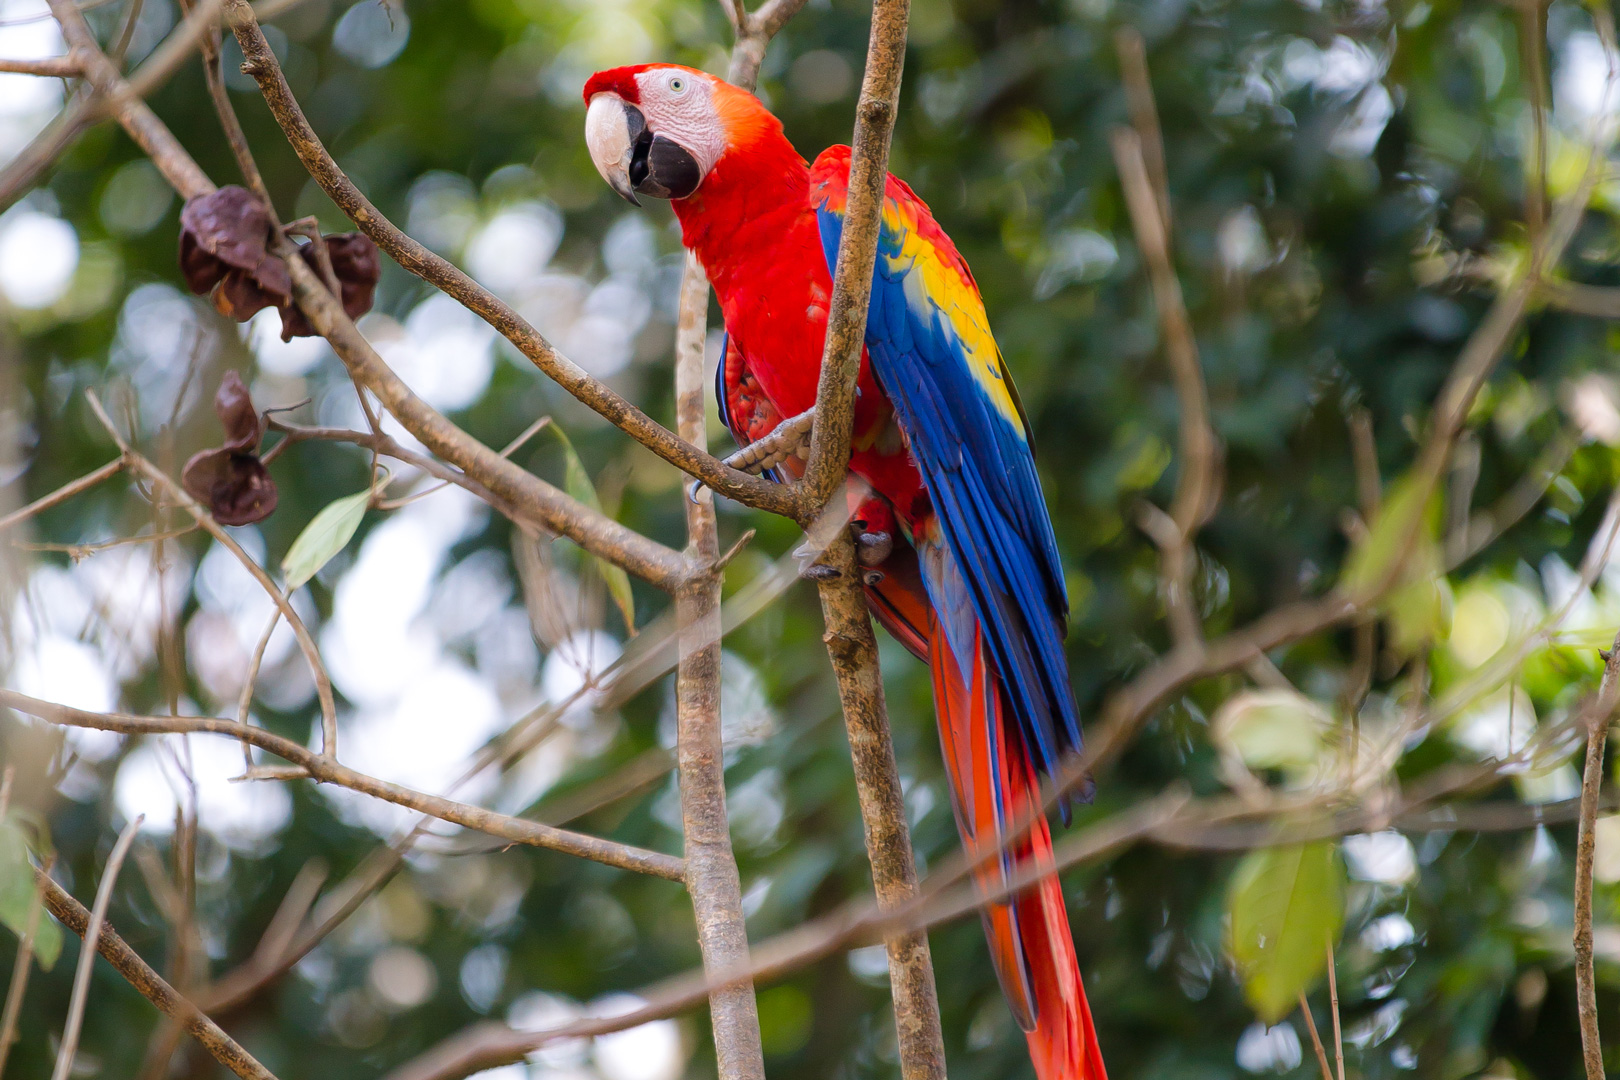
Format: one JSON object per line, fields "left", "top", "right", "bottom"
{"left": 3, "top": 0, "right": 1620, "bottom": 1077}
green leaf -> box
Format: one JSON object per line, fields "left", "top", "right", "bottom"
{"left": 281, "top": 487, "right": 371, "bottom": 590}
{"left": 1342, "top": 473, "right": 1440, "bottom": 599}
{"left": 1226, "top": 841, "right": 1344, "bottom": 1023}
{"left": 1211, "top": 689, "right": 1331, "bottom": 774}
{"left": 1387, "top": 573, "right": 1453, "bottom": 656}
{"left": 0, "top": 817, "right": 62, "bottom": 970}
{"left": 551, "top": 425, "right": 636, "bottom": 634}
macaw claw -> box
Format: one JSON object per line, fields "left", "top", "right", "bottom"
{"left": 689, "top": 406, "right": 817, "bottom": 503}
{"left": 800, "top": 563, "right": 841, "bottom": 581}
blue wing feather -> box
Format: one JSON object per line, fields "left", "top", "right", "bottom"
{"left": 815, "top": 189, "right": 1085, "bottom": 788}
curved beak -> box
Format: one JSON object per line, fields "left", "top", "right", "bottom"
{"left": 586, "top": 93, "right": 644, "bottom": 206}
{"left": 585, "top": 93, "right": 705, "bottom": 205}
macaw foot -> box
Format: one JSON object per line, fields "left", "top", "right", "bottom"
{"left": 687, "top": 407, "right": 816, "bottom": 503}
{"left": 795, "top": 526, "right": 894, "bottom": 583}
{"left": 854, "top": 530, "right": 892, "bottom": 566}
{"left": 729, "top": 407, "right": 816, "bottom": 474}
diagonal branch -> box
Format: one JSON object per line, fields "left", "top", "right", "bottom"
{"left": 47, "top": 3, "right": 691, "bottom": 590}
{"left": 46, "top": 0, "right": 213, "bottom": 198}
{"left": 0, "top": 0, "right": 229, "bottom": 211}
{"left": 35, "top": 867, "right": 281, "bottom": 1080}
{"left": 51, "top": 818, "right": 142, "bottom": 1080}
{"left": 217, "top": 0, "right": 797, "bottom": 520}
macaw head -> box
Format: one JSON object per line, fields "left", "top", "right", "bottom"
{"left": 582, "top": 64, "right": 772, "bottom": 206}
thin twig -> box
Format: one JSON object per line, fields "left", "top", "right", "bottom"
{"left": 1114, "top": 27, "right": 1171, "bottom": 232}
{"left": 108, "top": 0, "right": 146, "bottom": 67}
{"left": 52, "top": 816, "right": 143, "bottom": 1080}
{"left": 188, "top": 0, "right": 269, "bottom": 201}
{"left": 1575, "top": 630, "right": 1620, "bottom": 1079}
{"left": 234, "top": 609, "right": 280, "bottom": 770}
{"left": 0, "top": 55, "right": 79, "bottom": 75}
{"left": 199, "top": 843, "right": 403, "bottom": 1013}
{"left": 1111, "top": 124, "right": 1217, "bottom": 649}
{"left": 1298, "top": 992, "right": 1333, "bottom": 1080}
{"left": 1543, "top": 279, "right": 1620, "bottom": 318}
{"left": 1326, "top": 939, "right": 1343, "bottom": 1080}
{"left": 0, "top": 457, "right": 124, "bottom": 535}
{"left": 1518, "top": 0, "right": 1549, "bottom": 242}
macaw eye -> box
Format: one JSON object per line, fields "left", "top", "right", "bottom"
{"left": 669, "top": 76, "right": 687, "bottom": 94}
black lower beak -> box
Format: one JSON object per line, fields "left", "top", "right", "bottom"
{"left": 629, "top": 132, "right": 702, "bottom": 201}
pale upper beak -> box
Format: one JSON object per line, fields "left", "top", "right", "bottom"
{"left": 585, "top": 92, "right": 705, "bottom": 205}
{"left": 585, "top": 93, "right": 643, "bottom": 206}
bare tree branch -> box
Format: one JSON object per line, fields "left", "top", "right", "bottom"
{"left": 47, "top": 4, "right": 693, "bottom": 589}
{"left": 673, "top": 252, "right": 766, "bottom": 1080}
{"left": 83, "top": 394, "right": 342, "bottom": 756}
{"left": 813, "top": 532, "right": 945, "bottom": 1080}
{"left": 0, "top": 55, "right": 78, "bottom": 75}
{"left": 0, "top": 0, "right": 228, "bottom": 211}
{"left": 278, "top": 219, "right": 693, "bottom": 587}
{"left": 1111, "top": 122, "right": 1218, "bottom": 650}
{"left": 0, "top": 457, "right": 124, "bottom": 535}
{"left": 1, "top": 690, "right": 687, "bottom": 880}
{"left": 46, "top": 0, "right": 214, "bottom": 198}
{"left": 35, "top": 866, "right": 282, "bottom": 1080}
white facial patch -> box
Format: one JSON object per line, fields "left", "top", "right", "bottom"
{"left": 633, "top": 69, "right": 729, "bottom": 179}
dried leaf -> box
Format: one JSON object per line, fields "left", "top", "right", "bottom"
{"left": 177, "top": 186, "right": 287, "bottom": 306}
{"left": 179, "top": 186, "right": 271, "bottom": 278}
{"left": 182, "top": 449, "right": 278, "bottom": 526}
{"left": 214, "top": 370, "right": 264, "bottom": 452}
{"left": 275, "top": 234, "right": 382, "bottom": 340}
{"left": 281, "top": 487, "right": 371, "bottom": 590}
{"left": 324, "top": 233, "right": 382, "bottom": 318}
{"left": 182, "top": 373, "right": 277, "bottom": 525}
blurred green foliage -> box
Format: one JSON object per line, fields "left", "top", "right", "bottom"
{"left": 3, "top": 0, "right": 1620, "bottom": 1078}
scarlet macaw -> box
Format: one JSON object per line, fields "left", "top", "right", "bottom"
{"left": 584, "top": 64, "right": 1105, "bottom": 1080}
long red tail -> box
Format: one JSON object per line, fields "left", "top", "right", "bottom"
{"left": 929, "top": 623, "right": 1106, "bottom": 1080}
{"left": 865, "top": 554, "right": 1103, "bottom": 1079}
